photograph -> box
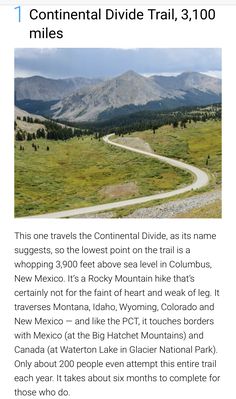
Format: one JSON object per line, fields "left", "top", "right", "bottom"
{"left": 14, "top": 48, "right": 222, "bottom": 218}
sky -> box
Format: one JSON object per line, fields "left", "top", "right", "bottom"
{"left": 15, "top": 48, "right": 222, "bottom": 79}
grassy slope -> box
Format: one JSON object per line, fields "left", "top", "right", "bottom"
{"left": 132, "top": 120, "right": 221, "bottom": 187}
{"left": 109, "top": 120, "right": 221, "bottom": 217}
{"left": 15, "top": 137, "right": 192, "bottom": 217}
{"left": 16, "top": 120, "right": 45, "bottom": 135}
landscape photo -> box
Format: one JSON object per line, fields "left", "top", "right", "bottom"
{"left": 14, "top": 48, "right": 222, "bottom": 218}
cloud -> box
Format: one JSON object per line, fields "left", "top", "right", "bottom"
{"left": 15, "top": 48, "right": 221, "bottom": 79}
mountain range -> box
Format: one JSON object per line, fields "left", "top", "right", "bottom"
{"left": 15, "top": 71, "right": 221, "bottom": 122}
{"left": 15, "top": 76, "right": 102, "bottom": 101}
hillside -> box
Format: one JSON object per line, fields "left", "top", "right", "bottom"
{"left": 15, "top": 106, "right": 47, "bottom": 136}
{"left": 15, "top": 106, "right": 46, "bottom": 121}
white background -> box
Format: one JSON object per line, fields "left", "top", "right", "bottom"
{"left": 1, "top": 1, "right": 236, "bottom": 5}
{"left": 0, "top": 3, "right": 235, "bottom": 399}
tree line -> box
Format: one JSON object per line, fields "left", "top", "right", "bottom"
{"left": 15, "top": 103, "right": 221, "bottom": 142}
{"left": 62, "top": 104, "right": 221, "bottom": 138}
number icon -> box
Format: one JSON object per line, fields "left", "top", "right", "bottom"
{"left": 14, "top": 5, "right": 21, "bottom": 23}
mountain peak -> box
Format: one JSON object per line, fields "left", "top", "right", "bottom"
{"left": 178, "top": 71, "right": 201, "bottom": 77}
{"left": 119, "top": 70, "right": 141, "bottom": 79}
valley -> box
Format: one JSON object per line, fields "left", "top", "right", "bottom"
{"left": 14, "top": 67, "right": 221, "bottom": 218}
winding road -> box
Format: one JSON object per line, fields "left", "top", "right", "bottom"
{"left": 31, "top": 134, "right": 209, "bottom": 218}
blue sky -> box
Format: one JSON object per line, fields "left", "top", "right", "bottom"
{"left": 15, "top": 48, "right": 222, "bottom": 79}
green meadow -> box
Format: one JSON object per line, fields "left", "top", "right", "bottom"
{"left": 15, "top": 136, "right": 192, "bottom": 217}
{"left": 132, "top": 120, "right": 221, "bottom": 187}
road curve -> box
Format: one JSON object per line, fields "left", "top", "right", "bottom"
{"left": 30, "top": 134, "right": 209, "bottom": 218}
